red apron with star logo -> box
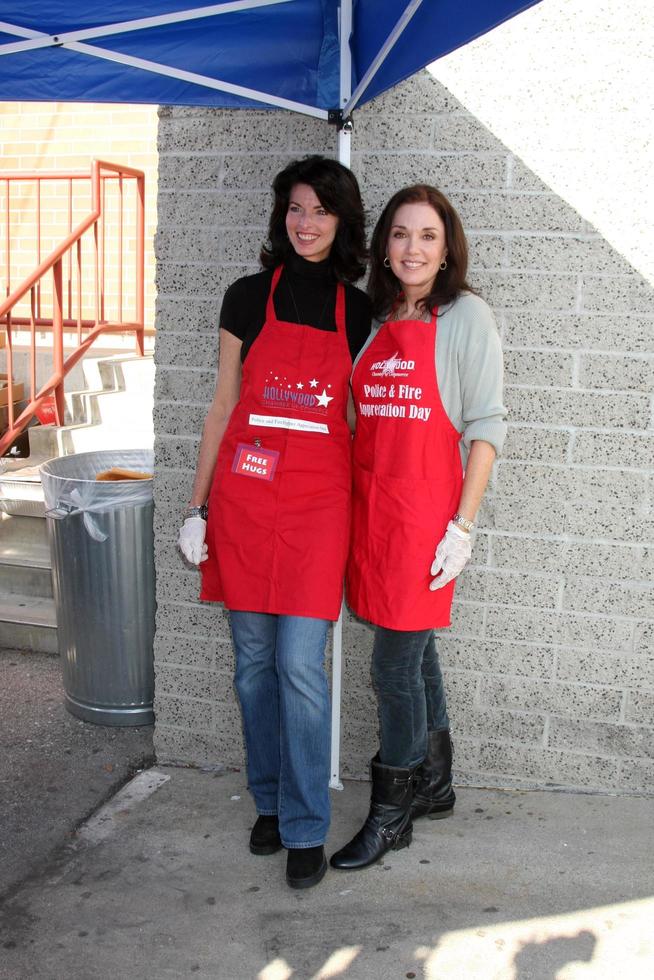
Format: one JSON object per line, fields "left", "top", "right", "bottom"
{"left": 201, "top": 265, "right": 352, "bottom": 620}
{"left": 346, "top": 309, "right": 463, "bottom": 630}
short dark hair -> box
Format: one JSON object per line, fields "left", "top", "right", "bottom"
{"left": 260, "top": 155, "right": 367, "bottom": 282}
{"left": 368, "top": 184, "right": 474, "bottom": 319}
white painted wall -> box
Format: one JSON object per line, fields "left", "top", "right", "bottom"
{"left": 429, "top": 0, "right": 654, "bottom": 284}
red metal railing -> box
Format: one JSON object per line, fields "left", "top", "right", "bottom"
{"left": 0, "top": 160, "right": 145, "bottom": 456}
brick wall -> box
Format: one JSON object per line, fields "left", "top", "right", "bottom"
{"left": 0, "top": 102, "right": 158, "bottom": 333}
{"left": 153, "top": 69, "right": 653, "bottom": 794}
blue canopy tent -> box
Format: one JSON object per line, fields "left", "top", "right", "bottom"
{"left": 1, "top": 1, "right": 541, "bottom": 163}
{"left": 0, "top": 0, "right": 541, "bottom": 781}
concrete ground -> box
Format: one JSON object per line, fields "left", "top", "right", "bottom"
{"left": 0, "top": 648, "right": 154, "bottom": 898}
{"left": 1, "top": 648, "right": 653, "bottom": 979}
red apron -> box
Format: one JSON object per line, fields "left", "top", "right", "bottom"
{"left": 201, "top": 265, "right": 352, "bottom": 621}
{"left": 346, "top": 308, "right": 463, "bottom": 630}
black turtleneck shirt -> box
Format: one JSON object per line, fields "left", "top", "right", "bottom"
{"left": 219, "top": 253, "right": 372, "bottom": 363}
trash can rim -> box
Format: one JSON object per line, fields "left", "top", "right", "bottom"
{"left": 39, "top": 449, "right": 154, "bottom": 483}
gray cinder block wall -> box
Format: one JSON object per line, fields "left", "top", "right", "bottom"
{"left": 153, "top": 71, "right": 654, "bottom": 795}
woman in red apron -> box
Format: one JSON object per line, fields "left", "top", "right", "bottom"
{"left": 331, "top": 185, "right": 506, "bottom": 871}
{"left": 177, "top": 157, "right": 370, "bottom": 889}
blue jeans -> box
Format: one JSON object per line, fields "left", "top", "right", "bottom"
{"left": 371, "top": 627, "right": 449, "bottom": 769}
{"left": 229, "top": 611, "right": 331, "bottom": 849}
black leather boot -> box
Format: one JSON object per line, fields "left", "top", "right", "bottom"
{"left": 330, "top": 756, "right": 414, "bottom": 871}
{"left": 410, "top": 729, "right": 456, "bottom": 821}
{"left": 249, "top": 814, "right": 282, "bottom": 855}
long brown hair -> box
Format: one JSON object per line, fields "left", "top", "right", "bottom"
{"left": 260, "top": 155, "right": 367, "bottom": 283}
{"left": 368, "top": 184, "right": 473, "bottom": 319}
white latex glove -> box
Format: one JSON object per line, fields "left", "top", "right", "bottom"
{"left": 429, "top": 521, "right": 472, "bottom": 591}
{"left": 178, "top": 516, "right": 208, "bottom": 565}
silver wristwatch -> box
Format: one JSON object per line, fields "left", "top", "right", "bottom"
{"left": 452, "top": 512, "right": 474, "bottom": 533}
{"left": 184, "top": 504, "right": 208, "bottom": 521}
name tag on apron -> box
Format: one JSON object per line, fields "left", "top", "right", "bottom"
{"left": 232, "top": 443, "right": 280, "bottom": 482}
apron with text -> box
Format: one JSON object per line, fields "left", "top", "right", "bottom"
{"left": 201, "top": 265, "right": 352, "bottom": 621}
{"left": 346, "top": 309, "right": 463, "bottom": 630}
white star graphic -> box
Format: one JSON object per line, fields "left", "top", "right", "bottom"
{"left": 309, "top": 378, "right": 319, "bottom": 389}
{"left": 296, "top": 382, "right": 304, "bottom": 389}
{"left": 315, "top": 389, "right": 334, "bottom": 408}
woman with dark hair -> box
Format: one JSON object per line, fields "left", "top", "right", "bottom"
{"left": 178, "top": 155, "right": 370, "bottom": 889}
{"left": 330, "top": 184, "right": 507, "bottom": 871}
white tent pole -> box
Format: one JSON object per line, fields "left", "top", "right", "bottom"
{"left": 68, "top": 43, "right": 328, "bottom": 117}
{"left": 330, "top": 610, "right": 344, "bottom": 790}
{"left": 0, "top": 29, "right": 326, "bottom": 118}
{"left": 0, "top": 2, "right": 296, "bottom": 56}
{"left": 0, "top": 20, "right": 42, "bottom": 42}
{"left": 337, "top": 0, "right": 353, "bottom": 169}
{"left": 329, "top": 0, "right": 353, "bottom": 793}
{"left": 0, "top": 5, "right": 325, "bottom": 119}
{"left": 342, "top": 0, "right": 424, "bottom": 117}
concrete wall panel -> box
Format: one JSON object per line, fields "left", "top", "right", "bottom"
{"left": 153, "top": 3, "right": 654, "bottom": 794}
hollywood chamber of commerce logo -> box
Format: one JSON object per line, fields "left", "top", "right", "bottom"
{"left": 370, "top": 351, "right": 416, "bottom": 378}
{"left": 262, "top": 370, "right": 334, "bottom": 413}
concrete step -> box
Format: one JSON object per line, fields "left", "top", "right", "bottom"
{"left": 12, "top": 354, "right": 156, "bottom": 455}
{"left": 0, "top": 452, "right": 51, "bottom": 479}
{"left": 6, "top": 345, "right": 150, "bottom": 398}
{"left": 66, "top": 388, "right": 154, "bottom": 429}
{"left": 0, "top": 352, "right": 154, "bottom": 656}
{"left": 20, "top": 419, "right": 152, "bottom": 457}
{"left": 0, "top": 593, "right": 58, "bottom": 654}
{"left": 0, "top": 558, "right": 53, "bottom": 597}
{"left": 53, "top": 422, "right": 154, "bottom": 454}
{"left": 0, "top": 508, "right": 54, "bottom": 646}
{"left": 0, "top": 513, "right": 48, "bottom": 553}
{"left": 0, "top": 460, "right": 46, "bottom": 516}
{"left": 18, "top": 424, "right": 61, "bottom": 460}
{"left": 66, "top": 354, "right": 154, "bottom": 419}
{"left": 65, "top": 387, "right": 106, "bottom": 425}
{"left": 96, "top": 354, "right": 155, "bottom": 393}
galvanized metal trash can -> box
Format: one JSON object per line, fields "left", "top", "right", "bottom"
{"left": 40, "top": 449, "right": 155, "bottom": 726}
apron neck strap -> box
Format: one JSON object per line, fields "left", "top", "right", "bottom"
{"left": 266, "top": 265, "right": 285, "bottom": 323}
{"left": 334, "top": 282, "right": 346, "bottom": 336}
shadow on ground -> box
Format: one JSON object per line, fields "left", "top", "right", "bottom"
{"left": 0, "top": 648, "right": 154, "bottom": 899}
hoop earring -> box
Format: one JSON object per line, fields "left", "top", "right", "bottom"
{"left": 439, "top": 259, "right": 448, "bottom": 271}
{"left": 383, "top": 256, "right": 391, "bottom": 268}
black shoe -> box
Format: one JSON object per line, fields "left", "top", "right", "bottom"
{"left": 286, "top": 846, "right": 327, "bottom": 889}
{"left": 330, "top": 756, "right": 415, "bottom": 871}
{"left": 410, "top": 729, "right": 456, "bottom": 821}
{"left": 249, "top": 815, "right": 282, "bottom": 855}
